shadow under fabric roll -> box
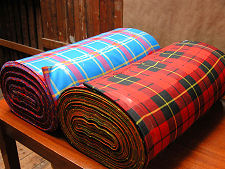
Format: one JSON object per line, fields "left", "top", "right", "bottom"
{"left": 0, "top": 28, "right": 160, "bottom": 131}
{"left": 57, "top": 41, "right": 225, "bottom": 168}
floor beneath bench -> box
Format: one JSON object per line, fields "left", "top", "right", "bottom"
{"left": 0, "top": 90, "right": 51, "bottom": 169}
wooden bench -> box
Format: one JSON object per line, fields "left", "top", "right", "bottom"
{"left": 0, "top": 99, "right": 225, "bottom": 169}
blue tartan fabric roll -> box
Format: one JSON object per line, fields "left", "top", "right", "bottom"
{"left": 0, "top": 28, "right": 160, "bottom": 131}
{"left": 19, "top": 28, "right": 160, "bottom": 101}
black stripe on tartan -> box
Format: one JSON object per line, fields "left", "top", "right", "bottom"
{"left": 151, "top": 90, "right": 180, "bottom": 120}
{"left": 108, "top": 74, "right": 140, "bottom": 85}
{"left": 179, "top": 75, "right": 202, "bottom": 101}
{"left": 176, "top": 40, "right": 200, "bottom": 47}
{"left": 127, "top": 108, "right": 149, "bottom": 137}
{"left": 159, "top": 51, "right": 184, "bottom": 59}
{"left": 138, "top": 60, "right": 166, "bottom": 72}
{"left": 199, "top": 61, "right": 219, "bottom": 83}
{"left": 212, "top": 50, "right": 225, "bottom": 66}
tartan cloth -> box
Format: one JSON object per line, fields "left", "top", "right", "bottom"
{"left": 57, "top": 41, "right": 225, "bottom": 168}
{"left": 21, "top": 28, "right": 159, "bottom": 101}
{"left": 0, "top": 28, "right": 159, "bottom": 131}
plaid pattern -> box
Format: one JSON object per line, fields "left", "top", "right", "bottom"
{"left": 83, "top": 41, "right": 225, "bottom": 167}
{"left": 19, "top": 28, "right": 160, "bottom": 100}
{"left": 0, "top": 28, "right": 159, "bottom": 131}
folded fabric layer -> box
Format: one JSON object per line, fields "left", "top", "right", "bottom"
{"left": 0, "top": 28, "right": 160, "bottom": 131}
{"left": 58, "top": 41, "right": 225, "bottom": 168}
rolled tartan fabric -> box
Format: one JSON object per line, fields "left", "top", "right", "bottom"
{"left": 0, "top": 28, "right": 160, "bottom": 131}
{"left": 58, "top": 40, "right": 225, "bottom": 168}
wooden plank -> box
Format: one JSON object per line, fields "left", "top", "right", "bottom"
{"left": 13, "top": 0, "right": 23, "bottom": 44}
{"left": 27, "top": 0, "right": 37, "bottom": 48}
{"left": 42, "top": 38, "right": 68, "bottom": 50}
{"left": 85, "top": 0, "right": 100, "bottom": 37}
{"left": 0, "top": 1, "right": 5, "bottom": 39}
{"left": 56, "top": 0, "right": 68, "bottom": 42}
{"left": 7, "top": 1, "right": 19, "bottom": 61}
{"left": 74, "top": 0, "right": 87, "bottom": 41}
{"left": 107, "top": 0, "right": 114, "bottom": 31}
{"left": 0, "top": 39, "right": 43, "bottom": 55}
{"left": 100, "top": 0, "right": 114, "bottom": 33}
{"left": 114, "top": 0, "right": 123, "bottom": 28}
{"left": 40, "top": 0, "right": 50, "bottom": 39}
{"left": 0, "top": 127, "right": 21, "bottom": 169}
{"left": 0, "top": 99, "right": 106, "bottom": 169}
{"left": 99, "top": 0, "right": 108, "bottom": 33}
{"left": 1, "top": 47, "right": 8, "bottom": 68}
{"left": 3, "top": 47, "right": 12, "bottom": 64}
{"left": 0, "top": 47, "right": 5, "bottom": 68}
{"left": 6, "top": 0, "right": 15, "bottom": 42}
{"left": 34, "top": 0, "right": 43, "bottom": 50}
{"left": 20, "top": 0, "right": 30, "bottom": 46}
{"left": 40, "top": 0, "right": 58, "bottom": 40}
{"left": 67, "top": 0, "right": 76, "bottom": 43}
{"left": 49, "top": 0, "right": 58, "bottom": 40}
{"left": 2, "top": 1, "right": 9, "bottom": 40}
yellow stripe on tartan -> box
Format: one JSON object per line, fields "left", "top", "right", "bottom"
{"left": 54, "top": 34, "right": 157, "bottom": 68}
{"left": 137, "top": 53, "right": 225, "bottom": 125}
{"left": 98, "top": 45, "right": 187, "bottom": 139}
{"left": 20, "top": 53, "right": 60, "bottom": 65}
{"left": 162, "top": 51, "right": 220, "bottom": 102}
{"left": 100, "top": 44, "right": 186, "bottom": 90}
{"left": 45, "top": 34, "right": 142, "bottom": 67}
{"left": 98, "top": 38, "right": 135, "bottom": 63}
{"left": 51, "top": 66, "right": 78, "bottom": 98}
{"left": 127, "top": 29, "right": 158, "bottom": 53}
{"left": 140, "top": 62, "right": 201, "bottom": 120}
{"left": 94, "top": 51, "right": 115, "bottom": 70}
{"left": 51, "top": 44, "right": 159, "bottom": 98}
{"left": 19, "top": 62, "right": 43, "bottom": 73}
{"left": 51, "top": 42, "right": 159, "bottom": 70}
{"left": 129, "top": 30, "right": 159, "bottom": 52}
{"left": 140, "top": 46, "right": 219, "bottom": 99}
{"left": 115, "top": 75, "right": 179, "bottom": 139}
{"left": 91, "top": 56, "right": 105, "bottom": 73}
{"left": 124, "top": 31, "right": 153, "bottom": 54}
{"left": 50, "top": 78, "right": 61, "bottom": 96}
{"left": 75, "top": 63, "right": 90, "bottom": 80}
{"left": 85, "top": 44, "right": 116, "bottom": 70}
{"left": 179, "top": 41, "right": 223, "bottom": 59}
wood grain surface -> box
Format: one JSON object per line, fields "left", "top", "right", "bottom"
{"left": 0, "top": 99, "right": 106, "bottom": 169}
{"left": 0, "top": 97, "right": 225, "bottom": 168}
{"left": 124, "top": 0, "right": 225, "bottom": 52}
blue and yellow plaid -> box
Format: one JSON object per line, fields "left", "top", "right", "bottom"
{"left": 18, "top": 28, "right": 160, "bottom": 100}
{"left": 0, "top": 28, "right": 160, "bottom": 131}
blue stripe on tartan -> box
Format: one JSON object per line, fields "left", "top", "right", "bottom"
{"left": 17, "top": 28, "right": 160, "bottom": 100}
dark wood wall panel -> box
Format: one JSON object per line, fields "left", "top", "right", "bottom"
{"left": 124, "top": 0, "right": 225, "bottom": 52}
{"left": 0, "top": 0, "right": 123, "bottom": 68}
{"left": 40, "top": 0, "right": 123, "bottom": 46}
{"left": 0, "top": 0, "right": 43, "bottom": 67}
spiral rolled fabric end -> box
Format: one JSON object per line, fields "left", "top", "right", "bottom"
{"left": 57, "top": 40, "right": 225, "bottom": 168}
{"left": 58, "top": 86, "right": 146, "bottom": 169}
{"left": 0, "top": 61, "right": 57, "bottom": 131}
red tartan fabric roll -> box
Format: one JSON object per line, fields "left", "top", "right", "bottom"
{"left": 58, "top": 41, "right": 225, "bottom": 168}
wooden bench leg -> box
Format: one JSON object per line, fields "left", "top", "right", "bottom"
{"left": 0, "top": 127, "right": 21, "bottom": 169}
